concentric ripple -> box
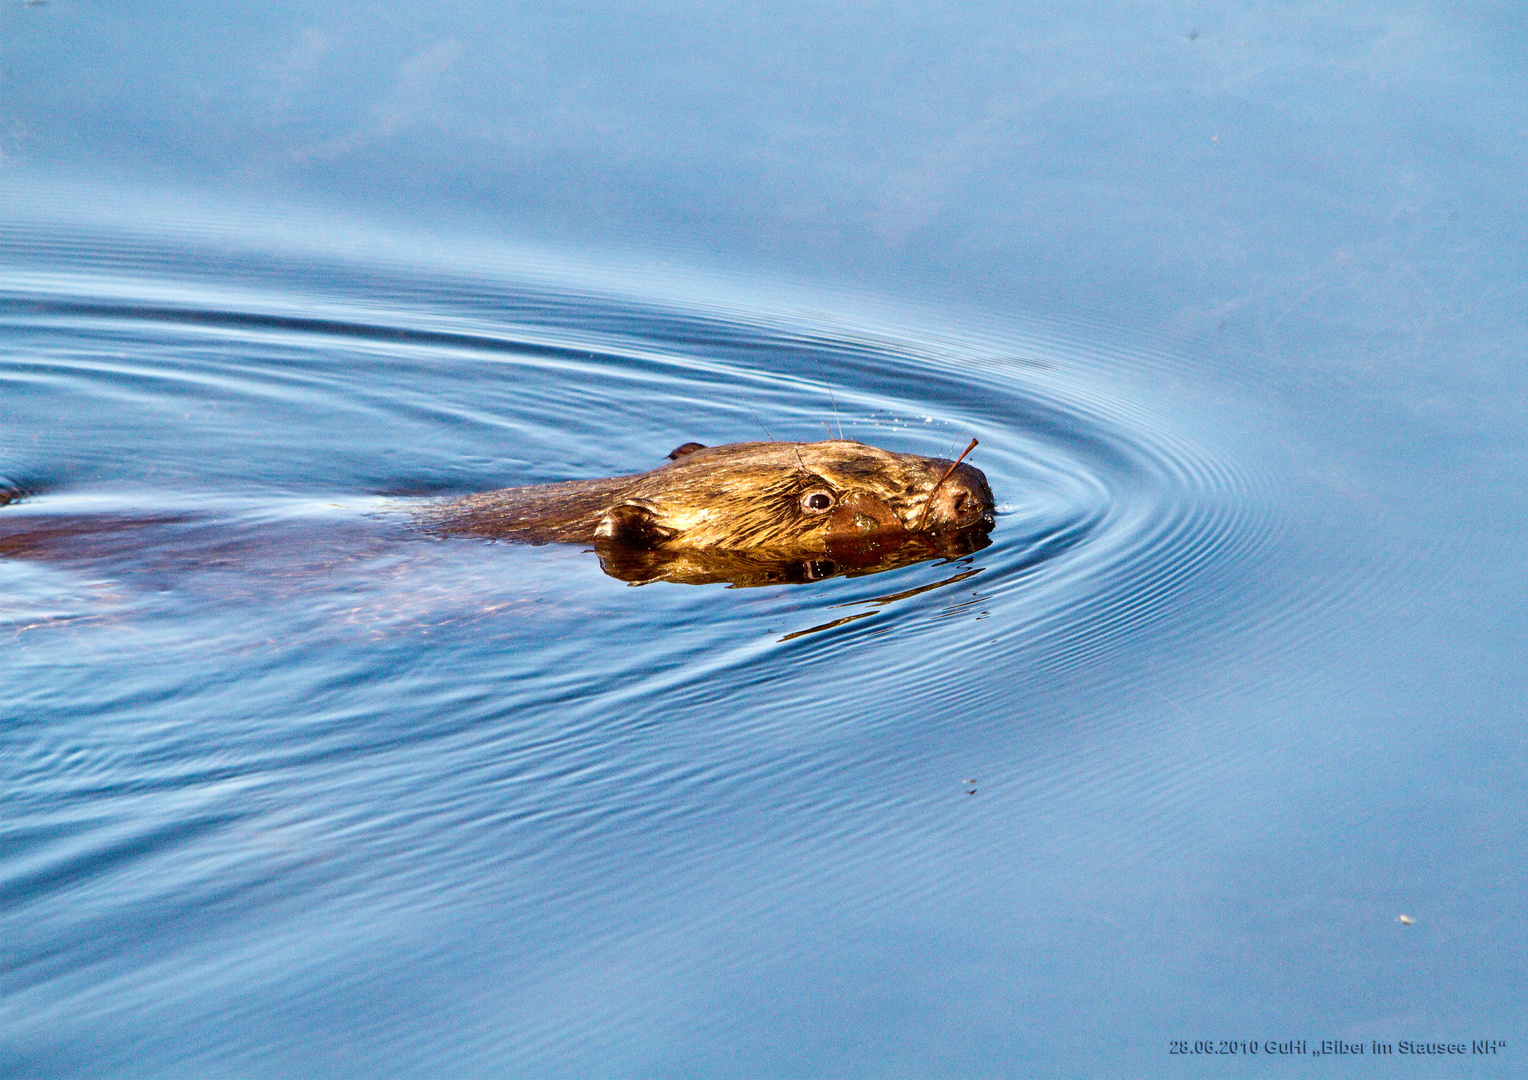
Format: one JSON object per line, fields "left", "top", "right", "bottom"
{"left": 0, "top": 215, "right": 1285, "bottom": 1072}
{"left": 0, "top": 229, "right": 1273, "bottom": 664}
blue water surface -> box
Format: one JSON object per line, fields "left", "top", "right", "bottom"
{"left": 1, "top": 2, "right": 1524, "bottom": 1077}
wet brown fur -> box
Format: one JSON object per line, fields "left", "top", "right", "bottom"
{"left": 425, "top": 439, "right": 995, "bottom": 553}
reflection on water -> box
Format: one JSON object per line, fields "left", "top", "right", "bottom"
{"left": 593, "top": 526, "right": 992, "bottom": 589}
{"left": 776, "top": 565, "right": 986, "bottom": 641}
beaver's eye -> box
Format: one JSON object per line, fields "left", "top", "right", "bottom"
{"left": 801, "top": 491, "right": 835, "bottom": 513}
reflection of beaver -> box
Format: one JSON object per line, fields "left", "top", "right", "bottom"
{"left": 594, "top": 525, "right": 993, "bottom": 587}
{"left": 427, "top": 439, "right": 994, "bottom": 551}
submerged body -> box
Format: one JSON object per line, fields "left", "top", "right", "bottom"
{"left": 0, "top": 441, "right": 995, "bottom": 589}
{"left": 425, "top": 438, "right": 996, "bottom": 586}
{"left": 428, "top": 439, "right": 994, "bottom": 551}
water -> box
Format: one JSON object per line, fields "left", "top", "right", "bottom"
{"left": 3, "top": 3, "right": 1525, "bottom": 1077}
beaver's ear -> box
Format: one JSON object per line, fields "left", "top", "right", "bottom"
{"left": 595, "top": 502, "right": 678, "bottom": 548}
{"left": 666, "top": 442, "right": 706, "bottom": 460}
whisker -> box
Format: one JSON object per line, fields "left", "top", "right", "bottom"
{"left": 811, "top": 355, "right": 844, "bottom": 440}
{"left": 746, "top": 401, "right": 774, "bottom": 442}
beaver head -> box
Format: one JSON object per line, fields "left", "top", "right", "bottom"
{"left": 429, "top": 439, "right": 995, "bottom": 556}
{"left": 600, "top": 439, "right": 993, "bottom": 549}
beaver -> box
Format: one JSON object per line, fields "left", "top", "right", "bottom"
{"left": 426, "top": 439, "right": 994, "bottom": 553}
{"left": 0, "top": 441, "right": 994, "bottom": 590}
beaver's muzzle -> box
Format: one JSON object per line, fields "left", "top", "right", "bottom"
{"left": 916, "top": 466, "right": 994, "bottom": 531}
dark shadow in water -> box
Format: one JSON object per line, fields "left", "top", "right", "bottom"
{"left": 0, "top": 508, "right": 397, "bottom": 593}
{"left": 0, "top": 513, "right": 200, "bottom": 562}
{"left": 594, "top": 525, "right": 992, "bottom": 588}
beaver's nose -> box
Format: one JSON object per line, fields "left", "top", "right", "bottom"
{"left": 922, "top": 469, "right": 992, "bottom": 529}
